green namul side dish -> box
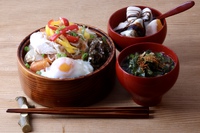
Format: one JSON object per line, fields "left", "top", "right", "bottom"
{"left": 120, "top": 50, "right": 175, "bottom": 77}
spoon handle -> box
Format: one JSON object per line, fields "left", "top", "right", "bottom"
{"left": 157, "top": 1, "right": 195, "bottom": 20}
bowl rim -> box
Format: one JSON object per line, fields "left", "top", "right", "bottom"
{"left": 17, "top": 23, "right": 116, "bottom": 81}
{"left": 116, "top": 42, "right": 179, "bottom": 80}
{"left": 108, "top": 5, "right": 167, "bottom": 39}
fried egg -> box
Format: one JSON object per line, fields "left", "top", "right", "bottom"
{"left": 40, "top": 57, "right": 93, "bottom": 79}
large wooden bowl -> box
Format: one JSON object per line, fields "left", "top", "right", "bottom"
{"left": 17, "top": 24, "right": 116, "bottom": 107}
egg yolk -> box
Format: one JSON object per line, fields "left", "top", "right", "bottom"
{"left": 59, "top": 63, "right": 72, "bottom": 72}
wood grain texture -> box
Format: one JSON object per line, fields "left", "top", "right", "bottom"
{"left": 17, "top": 25, "right": 116, "bottom": 107}
{"left": 6, "top": 106, "right": 150, "bottom": 118}
{"left": 1, "top": 0, "right": 200, "bottom": 132}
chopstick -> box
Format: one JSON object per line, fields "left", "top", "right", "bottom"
{"left": 7, "top": 106, "right": 149, "bottom": 119}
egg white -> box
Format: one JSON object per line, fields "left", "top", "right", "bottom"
{"left": 40, "top": 57, "right": 93, "bottom": 79}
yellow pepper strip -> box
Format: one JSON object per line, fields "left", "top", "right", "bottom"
{"left": 78, "top": 27, "right": 91, "bottom": 40}
{"left": 45, "top": 25, "right": 55, "bottom": 37}
{"left": 83, "top": 31, "right": 90, "bottom": 40}
{"left": 69, "top": 22, "right": 74, "bottom": 25}
{"left": 49, "top": 28, "right": 55, "bottom": 36}
{"left": 56, "top": 35, "right": 77, "bottom": 54}
{"left": 45, "top": 25, "right": 50, "bottom": 36}
{"left": 51, "top": 20, "right": 61, "bottom": 26}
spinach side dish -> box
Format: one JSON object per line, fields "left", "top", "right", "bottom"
{"left": 120, "top": 50, "right": 175, "bottom": 77}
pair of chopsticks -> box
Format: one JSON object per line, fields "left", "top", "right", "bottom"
{"left": 7, "top": 106, "right": 150, "bottom": 119}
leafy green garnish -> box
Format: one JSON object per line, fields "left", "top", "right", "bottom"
{"left": 36, "top": 71, "right": 41, "bottom": 75}
{"left": 81, "top": 53, "right": 89, "bottom": 61}
{"left": 68, "top": 31, "right": 78, "bottom": 37}
{"left": 24, "top": 46, "right": 30, "bottom": 52}
{"left": 42, "top": 54, "right": 45, "bottom": 58}
{"left": 90, "top": 34, "right": 96, "bottom": 39}
{"left": 55, "top": 25, "right": 66, "bottom": 34}
{"left": 101, "top": 36, "right": 107, "bottom": 44}
{"left": 56, "top": 53, "right": 67, "bottom": 58}
{"left": 81, "top": 25, "right": 86, "bottom": 35}
{"left": 55, "top": 30, "right": 60, "bottom": 34}
{"left": 121, "top": 50, "right": 175, "bottom": 77}
{"left": 25, "top": 63, "right": 30, "bottom": 69}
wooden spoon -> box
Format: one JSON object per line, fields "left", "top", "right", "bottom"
{"left": 157, "top": 1, "right": 195, "bottom": 20}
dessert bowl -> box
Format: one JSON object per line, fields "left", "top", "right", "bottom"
{"left": 107, "top": 6, "right": 167, "bottom": 51}
{"left": 116, "top": 42, "right": 179, "bottom": 106}
{"left": 17, "top": 23, "right": 116, "bottom": 107}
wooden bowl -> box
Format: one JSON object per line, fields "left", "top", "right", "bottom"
{"left": 107, "top": 6, "right": 167, "bottom": 51}
{"left": 17, "top": 24, "right": 116, "bottom": 107}
{"left": 116, "top": 42, "right": 179, "bottom": 106}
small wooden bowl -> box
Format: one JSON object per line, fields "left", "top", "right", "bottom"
{"left": 107, "top": 6, "right": 167, "bottom": 51}
{"left": 17, "top": 24, "right": 116, "bottom": 107}
{"left": 116, "top": 42, "right": 179, "bottom": 106}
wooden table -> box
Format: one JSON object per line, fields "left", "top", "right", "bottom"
{"left": 1, "top": 0, "right": 200, "bottom": 132}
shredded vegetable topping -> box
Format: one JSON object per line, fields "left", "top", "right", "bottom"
{"left": 120, "top": 50, "right": 175, "bottom": 77}
{"left": 24, "top": 17, "right": 112, "bottom": 78}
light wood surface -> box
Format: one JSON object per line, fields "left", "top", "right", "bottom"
{"left": 1, "top": 0, "right": 200, "bottom": 132}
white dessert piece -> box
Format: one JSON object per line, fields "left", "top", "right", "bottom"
{"left": 126, "top": 6, "right": 142, "bottom": 23}
{"left": 121, "top": 18, "right": 145, "bottom": 37}
{"left": 113, "top": 21, "right": 129, "bottom": 31}
{"left": 142, "top": 8, "right": 153, "bottom": 27}
{"left": 146, "top": 19, "right": 163, "bottom": 36}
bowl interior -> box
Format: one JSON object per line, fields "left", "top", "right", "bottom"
{"left": 118, "top": 43, "right": 178, "bottom": 66}
{"left": 109, "top": 6, "right": 164, "bottom": 30}
{"left": 18, "top": 24, "right": 116, "bottom": 81}
{"left": 108, "top": 6, "right": 167, "bottom": 51}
